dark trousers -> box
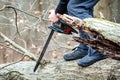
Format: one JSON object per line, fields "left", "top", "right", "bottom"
{"left": 78, "top": 30, "right": 100, "bottom": 56}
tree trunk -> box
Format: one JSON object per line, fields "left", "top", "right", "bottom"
{"left": 57, "top": 14, "right": 120, "bottom": 60}
{"left": 95, "top": 0, "right": 120, "bottom": 23}
{"left": 0, "top": 59, "right": 120, "bottom": 80}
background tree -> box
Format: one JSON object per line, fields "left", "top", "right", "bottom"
{"left": 95, "top": 0, "right": 120, "bottom": 23}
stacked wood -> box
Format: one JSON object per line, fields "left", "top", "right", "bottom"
{"left": 57, "top": 14, "right": 120, "bottom": 60}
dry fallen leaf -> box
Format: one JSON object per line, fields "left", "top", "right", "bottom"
{"left": 66, "top": 41, "right": 71, "bottom": 46}
{"left": 52, "top": 50, "right": 58, "bottom": 59}
{"left": 34, "top": 11, "right": 40, "bottom": 16}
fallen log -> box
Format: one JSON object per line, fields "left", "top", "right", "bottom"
{"left": 0, "top": 60, "right": 120, "bottom": 80}
{"left": 57, "top": 14, "right": 120, "bottom": 60}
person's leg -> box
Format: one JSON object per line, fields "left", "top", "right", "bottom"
{"left": 78, "top": 35, "right": 106, "bottom": 67}
{"left": 63, "top": 12, "right": 96, "bottom": 61}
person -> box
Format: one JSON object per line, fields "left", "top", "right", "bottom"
{"left": 49, "top": 0, "right": 106, "bottom": 67}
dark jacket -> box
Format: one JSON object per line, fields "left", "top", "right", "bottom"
{"left": 55, "top": 0, "right": 99, "bottom": 19}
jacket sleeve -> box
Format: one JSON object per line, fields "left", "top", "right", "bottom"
{"left": 55, "top": 0, "right": 69, "bottom": 14}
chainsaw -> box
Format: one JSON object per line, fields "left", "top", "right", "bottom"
{"left": 33, "top": 19, "right": 78, "bottom": 72}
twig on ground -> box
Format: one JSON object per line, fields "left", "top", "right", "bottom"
{"left": 0, "top": 55, "right": 25, "bottom": 70}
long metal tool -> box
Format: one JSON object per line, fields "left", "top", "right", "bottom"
{"left": 33, "top": 29, "right": 54, "bottom": 72}
{"left": 33, "top": 19, "right": 78, "bottom": 72}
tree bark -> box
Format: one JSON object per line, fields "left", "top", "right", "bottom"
{"left": 0, "top": 59, "right": 120, "bottom": 80}
{"left": 57, "top": 14, "right": 120, "bottom": 60}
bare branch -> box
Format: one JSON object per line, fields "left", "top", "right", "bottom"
{"left": 28, "top": 0, "right": 38, "bottom": 11}
{"left": 0, "top": 5, "right": 6, "bottom": 11}
{"left": 0, "top": 5, "right": 20, "bottom": 35}
{"left": 0, "top": 32, "right": 37, "bottom": 61}
{"left": 5, "top": 5, "right": 39, "bottom": 19}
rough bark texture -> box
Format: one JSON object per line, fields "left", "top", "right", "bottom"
{"left": 57, "top": 14, "right": 120, "bottom": 60}
{"left": 83, "top": 18, "right": 120, "bottom": 46}
{"left": 0, "top": 59, "right": 120, "bottom": 80}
